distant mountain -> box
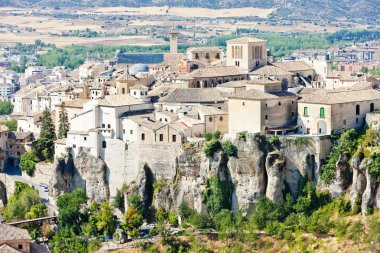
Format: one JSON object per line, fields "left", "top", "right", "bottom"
{"left": 1, "top": 0, "right": 379, "bottom": 22}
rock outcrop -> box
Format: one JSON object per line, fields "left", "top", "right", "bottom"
{"left": 50, "top": 148, "right": 109, "bottom": 202}
{"left": 329, "top": 154, "right": 352, "bottom": 198}
{"left": 0, "top": 180, "right": 6, "bottom": 207}
{"left": 265, "top": 151, "right": 286, "bottom": 203}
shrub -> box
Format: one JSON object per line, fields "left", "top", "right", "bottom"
{"left": 168, "top": 212, "right": 178, "bottom": 226}
{"left": 188, "top": 212, "right": 212, "bottom": 229}
{"left": 19, "top": 151, "right": 38, "bottom": 176}
{"left": 367, "top": 216, "right": 380, "bottom": 244}
{"left": 347, "top": 221, "right": 363, "bottom": 245}
{"left": 248, "top": 197, "right": 286, "bottom": 230}
{"left": 204, "top": 139, "right": 220, "bottom": 157}
{"left": 204, "top": 133, "right": 212, "bottom": 141}
{"left": 178, "top": 202, "right": 194, "bottom": 219}
{"left": 238, "top": 132, "right": 247, "bottom": 142}
{"left": 212, "top": 130, "right": 221, "bottom": 140}
{"left": 307, "top": 207, "right": 332, "bottom": 234}
{"left": 269, "top": 135, "right": 281, "bottom": 148}
{"left": 202, "top": 177, "right": 231, "bottom": 217}
{"left": 221, "top": 140, "right": 236, "bottom": 157}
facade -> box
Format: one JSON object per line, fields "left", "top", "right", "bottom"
{"left": 186, "top": 47, "right": 223, "bottom": 63}
{"left": 297, "top": 88, "right": 380, "bottom": 135}
{"left": 7, "top": 132, "right": 33, "bottom": 160}
{"left": 226, "top": 37, "right": 268, "bottom": 71}
{"left": 228, "top": 81, "right": 297, "bottom": 134}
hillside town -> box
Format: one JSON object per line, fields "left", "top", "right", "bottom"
{"left": 1, "top": 28, "right": 380, "bottom": 252}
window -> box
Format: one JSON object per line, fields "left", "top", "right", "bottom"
{"left": 292, "top": 112, "right": 295, "bottom": 117}
{"left": 18, "top": 245, "right": 23, "bottom": 250}
{"left": 303, "top": 107, "right": 308, "bottom": 116}
{"left": 159, "top": 134, "right": 163, "bottom": 142}
{"left": 108, "top": 124, "right": 111, "bottom": 128}
{"left": 370, "top": 103, "right": 375, "bottom": 112}
{"left": 216, "top": 53, "right": 220, "bottom": 59}
{"left": 165, "top": 118, "right": 168, "bottom": 122}
{"left": 102, "top": 124, "right": 105, "bottom": 128}
{"left": 219, "top": 116, "right": 223, "bottom": 121}
{"left": 102, "top": 141, "right": 106, "bottom": 148}
{"left": 130, "top": 130, "right": 133, "bottom": 134}
{"left": 205, "top": 53, "right": 210, "bottom": 59}
{"left": 278, "top": 102, "right": 281, "bottom": 106}
{"left": 356, "top": 105, "right": 360, "bottom": 115}
{"left": 172, "top": 135, "right": 177, "bottom": 142}
{"left": 242, "top": 102, "right": 245, "bottom": 106}
{"left": 141, "top": 133, "right": 145, "bottom": 140}
{"left": 320, "top": 107, "right": 325, "bottom": 118}
{"left": 84, "top": 137, "right": 87, "bottom": 141}
{"left": 343, "top": 119, "right": 347, "bottom": 125}
{"left": 134, "top": 91, "right": 136, "bottom": 95}
{"left": 265, "top": 115, "right": 268, "bottom": 120}
{"left": 209, "top": 117, "right": 213, "bottom": 122}
{"left": 195, "top": 53, "right": 199, "bottom": 59}
{"left": 73, "top": 144, "right": 76, "bottom": 148}
{"left": 122, "top": 88, "right": 125, "bottom": 94}
{"left": 356, "top": 118, "right": 359, "bottom": 123}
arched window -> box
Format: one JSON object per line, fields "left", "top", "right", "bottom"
{"left": 219, "top": 116, "right": 223, "bottom": 121}
{"left": 370, "top": 103, "right": 375, "bottom": 112}
{"left": 216, "top": 53, "right": 220, "bottom": 59}
{"left": 304, "top": 107, "right": 308, "bottom": 116}
{"left": 209, "top": 117, "right": 213, "bottom": 122}
{"left": 195, "top": 53, "right": 199, "bottom": 60}
{"left": 356, "top": 105, "right": 360, "bottom": 115}
{"left": 320, "top": 107, "right": 325, "bottom": 118}
{"left": 102, "top": 141, "right": 106, "bottom": 148}
{"left": 122, "top": 88, "right": 125, "bottom": 94}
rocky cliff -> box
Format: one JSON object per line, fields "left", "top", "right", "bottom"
{"left": 50, "top": 148, "right": 109, "bottom": 202}
{"left": 124, "top": 134, "right": 329, "bottom": 215}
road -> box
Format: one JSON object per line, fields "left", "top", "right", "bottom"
{"left": 1, "top": 166, "right": 58, "bottom": 212}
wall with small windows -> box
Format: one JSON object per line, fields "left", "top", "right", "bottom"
{"left": 297, "top": 103, "right": 332, "bottom": 135}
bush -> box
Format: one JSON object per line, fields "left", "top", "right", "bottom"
{"left": 212, "top": 130, "right": 221, "bottom": 140}
{"left": 179, "top": 202, "right": 194, "bottom": 219}
{"left": 168, "top": 212, "right": 178, "bottom": 226}
{"left": 248, "top": 197, "right": 286, "bottom": 230}
{"left": 19, "top": 152, "right": 38, "bottom": 176}
{"left": 202, "top": 177, "right": 231, "bottom": 217}
{"left": 307, "top": 206, "right": 332, "bottom": 234}
{"left": 221, "top": 140, "right": 236, "bottom": 157}
{"left": 188, "top": 212, "right": 212, "bottom": 229}
{"left": 269, "top": 135, "right": 281, "bottom": 148}
{"left": 204, "top": 133, "right": 212, "bottom": 141}
{"left": 204, "top": 139, "right": 220, "bottom": 157}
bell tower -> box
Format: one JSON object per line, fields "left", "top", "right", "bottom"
{"left": 169, "top": 29, "right": 179, "bottom": 54}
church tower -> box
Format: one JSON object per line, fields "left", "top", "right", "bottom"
{"left": 169, "top": 29, "right": 179, "bottom": 54}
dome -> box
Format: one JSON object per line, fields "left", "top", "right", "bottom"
{"left": 129, "top": 64, "right": 149, "bottom": 75}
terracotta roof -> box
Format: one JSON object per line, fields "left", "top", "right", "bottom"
{"left": 188, "top": 66, "right": 247, "bottom": 78}
{"left": 128, "top": 115, "right": 165, "bottom": 131}
{"left": 159, "top": 88, "right": 227, "bottom": 103}
{"left": 271, "top": 61, "right": 313, "bottom": 72}
{"left": 250, "top": 65, "right": 293, "bottom": 76}
{"left": 229, "top": 89, "right": 296, "bottom": 100}
{"left": 98, "top": 94, "right": 145, "bottom": 107}
{"left": 0, "top": 244, "right": 22, "bottom": 253}
{"left": 130, "top": 85, "right": 149, "bottom": 90}
{"left": 0, "top": 224, "right": 32, "bottom": 241}
{"left": 298, "top": 88, "right": 380, "bottom": 105}
{"left": 227, "top": 37, "right": 266, "bottom": 44}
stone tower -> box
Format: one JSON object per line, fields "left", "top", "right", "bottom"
{"left": 169, "top": 29, "right": 179, "bottom": 54}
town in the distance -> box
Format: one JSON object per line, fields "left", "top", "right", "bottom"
{"left": 1, "top": 26, "right": 380, "bottom": 252}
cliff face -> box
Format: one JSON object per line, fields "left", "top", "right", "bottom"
{"left": 50, "top": 148, "right": 109, "bottom": 202}
{"left": 125, "top": 134, "right": 328, "bottom": 215}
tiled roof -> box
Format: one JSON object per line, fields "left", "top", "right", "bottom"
{"left": 217, "top": 81, "right": 247, "bottom": 88}
{"left": 0, "top": 125, "right": 9, "bottom": 132}
{"left": 271, "top": 61, "right": 313, "bottom": 72}
{"left": 128, "top": 115, "right": 165, "bottom": 131}
{"left": 188, "top": 47, "right": 222, "bottom": 53}
{"left": 298, "top": 88, "right": 380, "bottom": 105}
{"left": 0, "top": 224, "right": 32, "bottom": 241}
{"left": 159, "top": 88, "right": 227, "bottom": 103}
{"left": 229, "top": 89, "right": 296, "bottom": 100}
{"left": 250, "top": 65, "right": 293, "bottom": 76}
{"left": 98, "top": 94, "right": 145, "bottom": 107}
{"left": 227, "top": 37, "right": 266, "bottom": 44}
{"left": 197, "top": 105, "right": 227, "bottom": 115}
{"left": 0, "top": 244, "right": 22, "bottom": 253}
{"left": 130, "top": 85, "right": 149, "bottom": 90}
{"left": 60, "top": 99, "right": 89, "bottom": 108}
{"left": 8, "top": 131, "right": 32, "bottom": 140}
{"left": 188, "top": 66, "right": 247, "bottom": 78}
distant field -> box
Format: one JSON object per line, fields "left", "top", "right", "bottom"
{"left": 80, "top": 6, "right": 276, "bottom": 18}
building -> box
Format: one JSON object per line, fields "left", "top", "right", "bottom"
{"left": 7, "top": 132, "right": 33, "bottom": 161}
{"left": 156, "top": 88, "right": 228, "bottom": 112}
{"left": 249, "top": 65, "right": 293, "bottom": 86}
{"left": 228, "top": 80, "right": 297, "bottom": 135}
{"left": 0, "top": 223, "right": 49, "bottom": 253}
{"left": 297, "top": 87, "right": 380, "bottom": 135}
{"left": 226, "top": 37, "right": 268, "bottom": 71}
{"left": 170, "top": 29, "right": 179, "bottom": 54}
{"left": 186, "top": 47, "right": 223, "bottom": 63}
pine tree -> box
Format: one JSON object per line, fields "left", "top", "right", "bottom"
{"left": 40, "top": 107, "right": 56, "bottom": 141}
{"left": 58, "top": 102, "right": 70, "bottom": 139}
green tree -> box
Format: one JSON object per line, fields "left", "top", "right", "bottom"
{"left": 0, "top": 119, "right": 17, "bottom": 131}
{"left": 19, "top": 151, "right": 38, "bottom": 176}
{"left": 33, "top": 107, "right": 56, "bottom": 160}
{"left": 96, "top": 202, "right": 116, "bottom": 236}
{"left": 56, "top": 189, "right": 88, "bottom": 233}
{"left": 50, "top": 229, "right": 89, "bottom": 253}
{"left": 0, "top": 101, "right": 13, "bottom": 115}
{"left": 57, "top": 102, "right": 70, "bottom": 139}
{"left": 114, "top": 188, "right": 125, "bottom": 213}
{"left": 122, "top": 206, "right": 143, "bottom": 232}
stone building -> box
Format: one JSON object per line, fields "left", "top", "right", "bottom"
{"left": 7, "top": 132, "right": 33, "bottom": 161}
{"left": 186, "top": 47, "right": 224, "bottom": 63}
{"left": 228, "top": 80, "right": 297, "bottom": 134}
{"left": 226, "top": 37, "right": 268, "bottom": 71}
{"left": 297, "top": 87, "right": 380, "bottom": 135}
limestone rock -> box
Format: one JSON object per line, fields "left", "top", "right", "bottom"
{"left": 265, "top": 151, "right": 286, "bottom": 203}
{"left": 50, "top": 148, "right": 109, "bottom": 202}
{"left": 329, "top": 154, "right": 352, "bottom": 198}
{"left": 349, "top": 155, "right": 366, "bottom": 210}
{"left": 0, "top": 180, "right": 6, "bottom": 207}
{"left": 361, "top": 158, "right": 377, "bottom": 215}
